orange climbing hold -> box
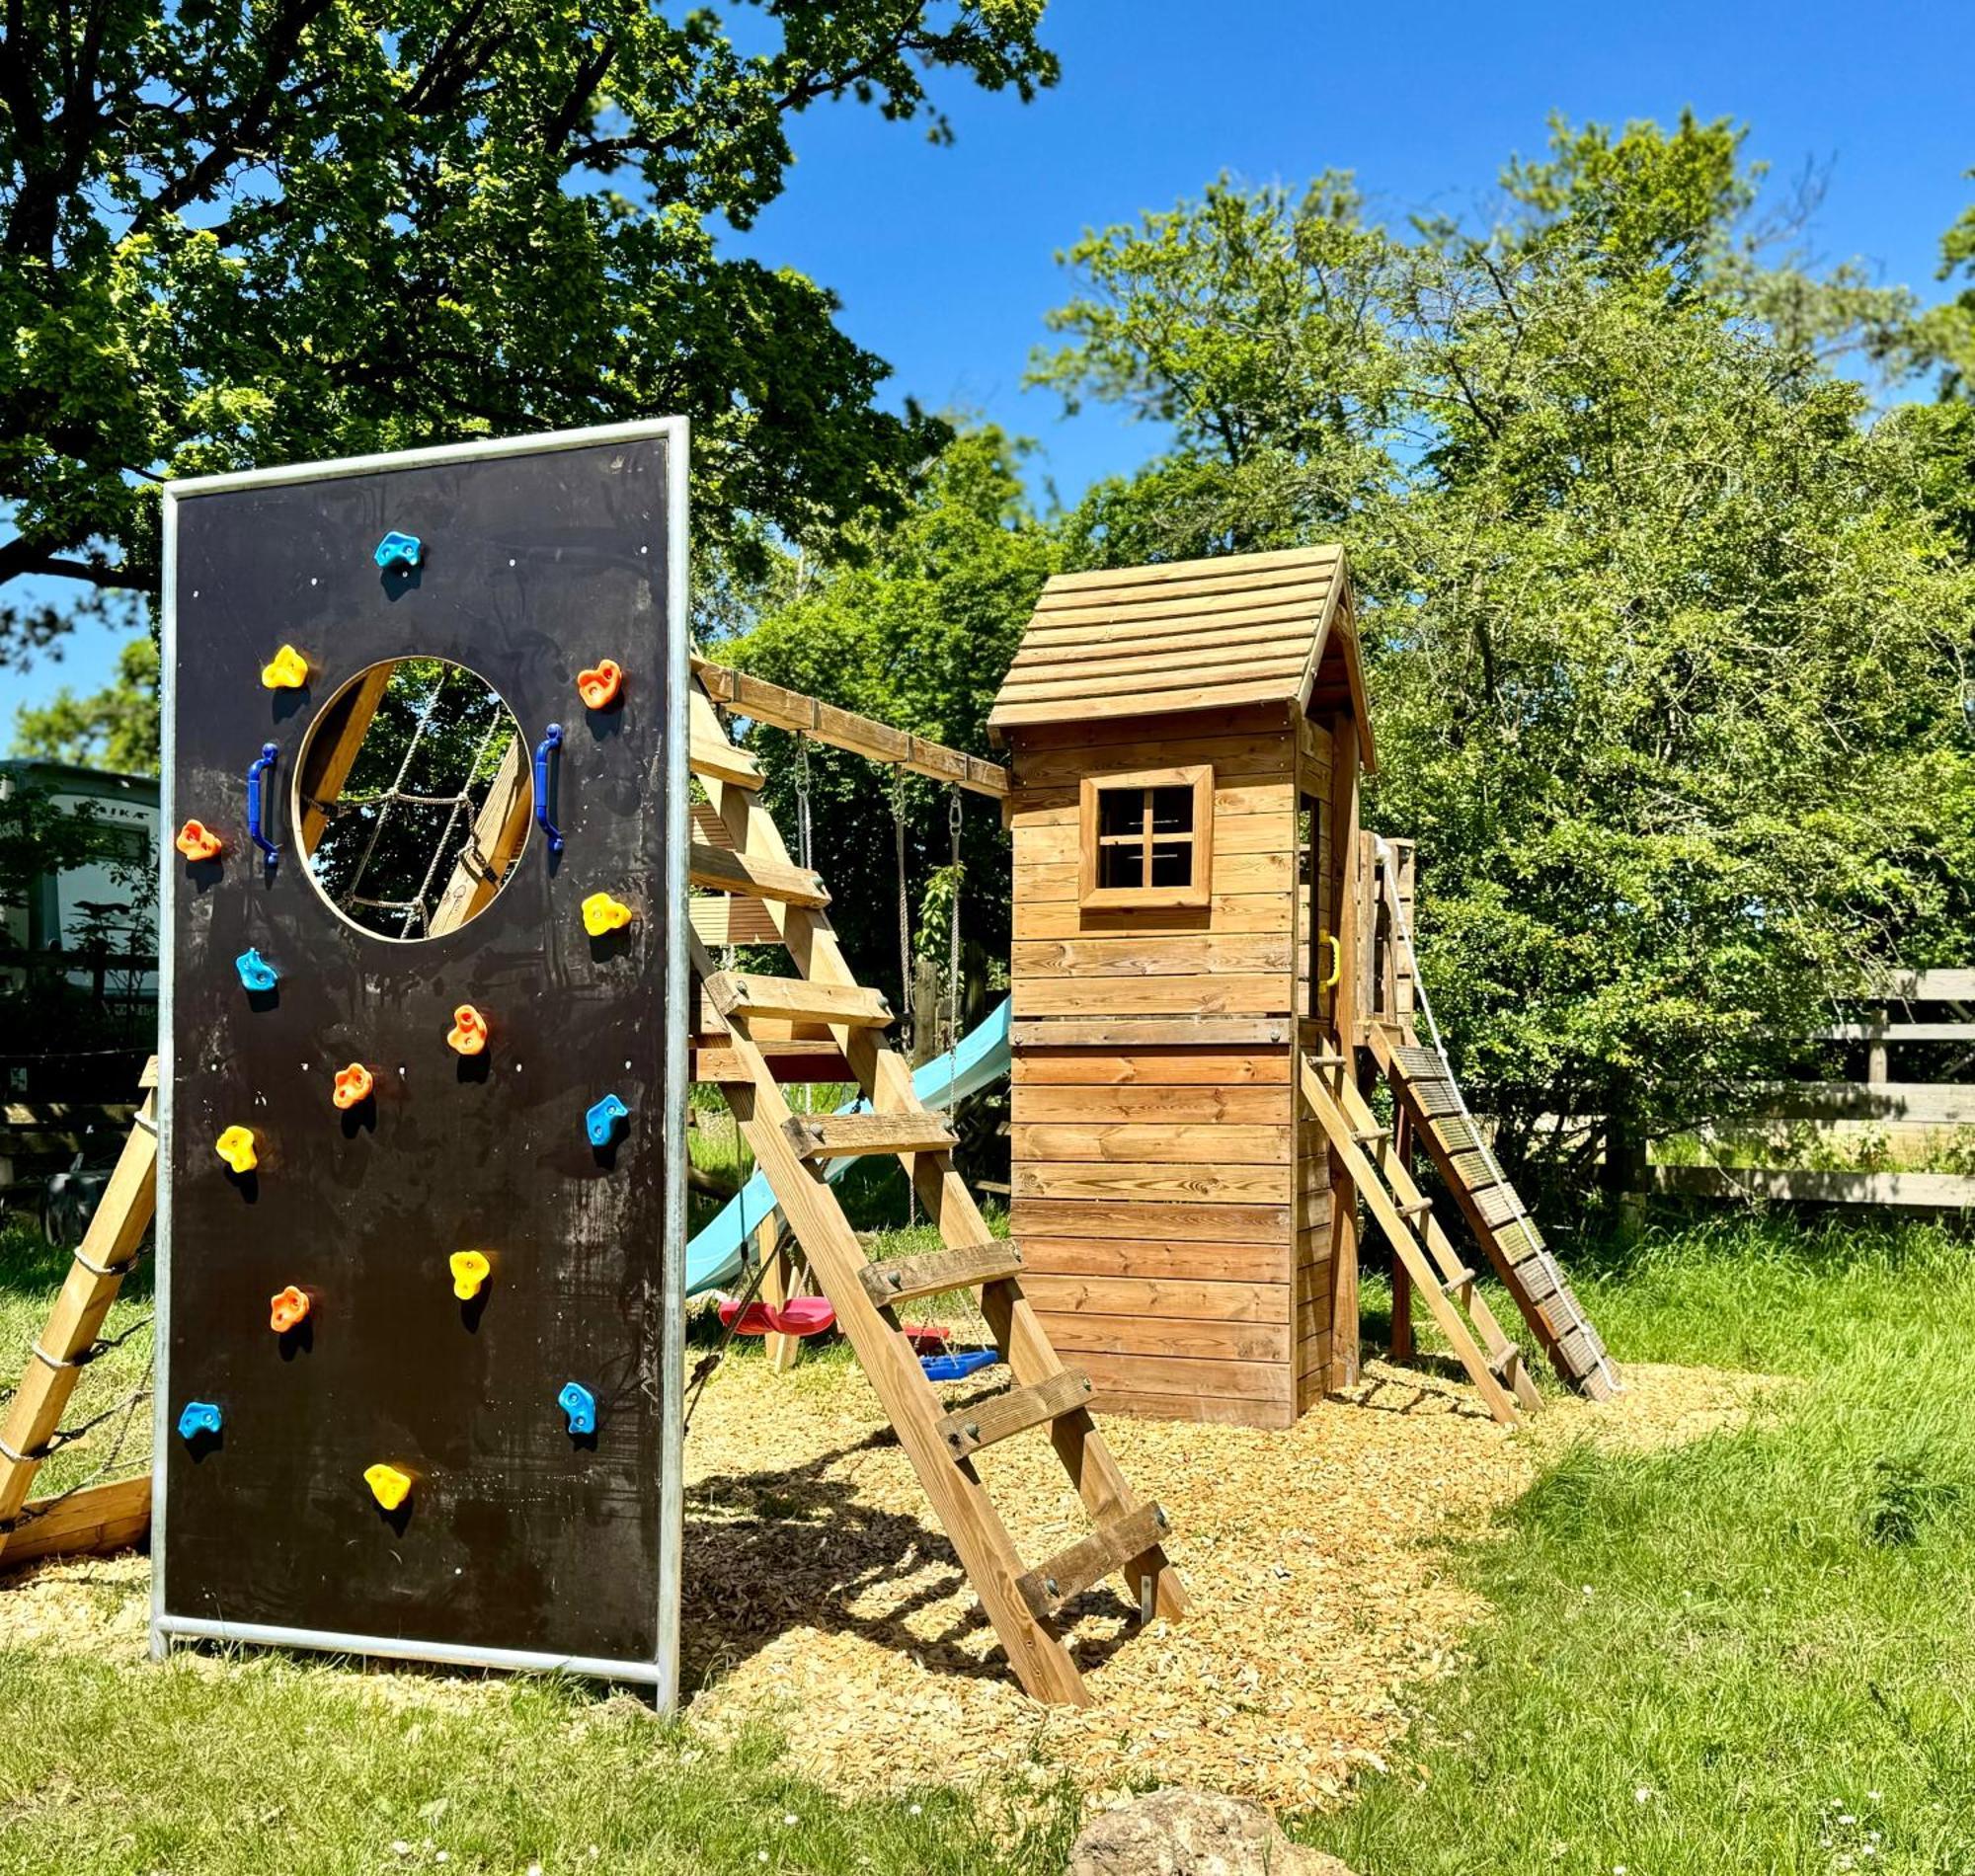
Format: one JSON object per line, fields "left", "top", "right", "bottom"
{"left": 176, "top": 820, "right": 223, "bottom": 862}
{"left": 332, "top": 1061, "right": 373, "bottom": 1108}
{"left": 576, "top": 659, "right": 623, "bottom": 708}
{"left": 270, "top": 1285, "right": 311, "bottom": 1333}
{"left": 446, "top": 1004, "right": 488, "bottom": 1055}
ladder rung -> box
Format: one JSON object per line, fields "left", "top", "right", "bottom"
{"left": 1397, "top": 1198, "right": 1433, "bottom": 1217}
{"left": 688, "top": 843, "right": 830, "bottom": 907}
{"left": 1488, "top": 1343, "right": 1523, "bottom": 1381}
{"left": 1308, "top": 1052, "right": 1348, "bottom": 1067}
{"left": 689, "top": 732, "right": 763, "bottom": 791}
{"left": 1440, "top": 1266, "right": 1477, "bottom": 1294}
{"left": 1018, "top": 1501, "right": 1169, "bottom": 1621}
{"left": 706, "top": 972, "right": 892, "bottom": 1030}
{"left": 859, "top": 1240, "right": 1023, "bottom": 1306}
{"left": 784, "top": 1111, "right": 956, "bottom": 1161}
{"left": 937, "top": 1368, "right": 1092, "bottom": 1458}
{"left": 1350, "top": 1128, "right": 1387, "bottom": 1145}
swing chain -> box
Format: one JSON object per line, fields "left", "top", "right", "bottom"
{"left": 794, "top": 733, "right": 813, "bottom": 871}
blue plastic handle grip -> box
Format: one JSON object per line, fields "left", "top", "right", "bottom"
{"left": 558, "top": 1381, "right": 596, "bottom": 1437}
{"left": 247, "top": 742, "right": 280, "bottom": 861}
{"left": 533, "top": 723, "right": 564, "bottom": 854}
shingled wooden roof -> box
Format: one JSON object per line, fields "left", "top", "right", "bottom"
{"left": 988, "top": 546, "right": 1367, "bottom": 757}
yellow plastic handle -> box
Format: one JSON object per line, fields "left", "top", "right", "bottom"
{"left": 1318, "top": 930, "right": 1341, "bottom": 992}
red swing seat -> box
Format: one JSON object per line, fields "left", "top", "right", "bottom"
{"left": 717, "top": 1294, "right": 837, "bottom": 1338}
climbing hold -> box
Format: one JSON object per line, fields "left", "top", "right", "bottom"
{"left": 214, "top": 1126, "right": 258, "bottom": 1174}
{"left": 235, "top": 949, "right": 279, "bottom": 993}
{"left": 558, "top": 1381, "right": 597, "bottom": 1437}
{"left": 269, "top": 1285, "right": 311, "bottom": 1333}
{"left": 364, "top": 1462, "right": 413, "bottom": 1512}
{"left": 446, "top": 1004, "right": 489, "bottom": 1055}
{"left": 332, "top": 1062, "right": 373, "bottom": 1109}
{"left": 576, "top": 659, "right": 623, "bottom": 709}
{"left": 585, "top": 1093, "right": 628, "bottom": 1148}
{"left": 176, "top": 1401, "right": 222, "bottom": 1442}
{"left": 260, "top": 644, "right": 309, "bottom": 690}
{"left": 374, "top": 531, "right": 423, "bottom": 574}
{"left": 581, "top": 891, "right": 633, "bottom": 937}
{"left": 176, "top": 820, "right": 223, "bottom": 862}
{"left": 448, "top": 1250, "right": 491, "bottom": 1300}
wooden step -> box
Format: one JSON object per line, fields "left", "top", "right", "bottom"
{"left": 1440, "top": 1266, "right": 1477, "bottom": 1295}
{"left": 1350, "top": 1127, "right": 1387, "bottom": 1145}
{"left": 707, "top": 973, "right": 892, "bottom": 1030}
{"left": 688, "top": 843, "right": 830, "bottom": 906}
{"left": 689, "top": 732, "right": 763, "bottom": 791}
{"left": 784, "top": 1110, "right": 957, "bottom": 1161}
{"left": 1396, "top": 1198, "right": 1433, "bottom": 1218}
{"left": 937, "top": 1368, "right": 1093, "bottom": 1458}
{"left": 1018, "top": 1502, "right": 1170, "bottom": 1621}
{"left": 858, "top": 1240, "right": 1024, "bottom": 1307}
{"left": 1488, "top": 1343, "right": 1525, "bottom": 1382}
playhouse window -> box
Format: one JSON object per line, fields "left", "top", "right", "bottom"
{"left": 1078, "top": 765, "right": 1214, "bottom": 909}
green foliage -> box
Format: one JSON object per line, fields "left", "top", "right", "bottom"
{"left": 12, "top": 633, "right": 159, "bottom": 775}
{"left": 1035, "top": 117, "right": 1975, "bottom": 1204}
{"left": 0, "top": 0, "right": 1059, "bottom": 651}
{"left": 710, "top": 427, "right": 1055, "bottom": 1010}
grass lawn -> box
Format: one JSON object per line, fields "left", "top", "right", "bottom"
{"left": 1304, "top": 1214, "right": 1975, "bottom": 1876}
{"left": 1, "top": 1210, "right": 1972, "bottom": 1872}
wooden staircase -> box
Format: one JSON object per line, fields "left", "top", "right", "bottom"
{"left": 687, "top": 677, "right": 1186, "bottom": 1705}
{"left": 1300, "top": 1052, "right": 1541, "bottom": 1426}
{"left": 1366, "top": 1027, "right": 1620, "bottom": 1402}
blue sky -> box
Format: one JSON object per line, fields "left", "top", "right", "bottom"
{"left": 8, "top": 0, "right": 1970, "bottom": 720}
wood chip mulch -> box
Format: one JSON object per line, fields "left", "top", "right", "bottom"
{"left": 678, "top": 1353, "right": 1772, "bottom": 1810}
{"left": 0, "top": 1355, "right": 1771, "bottom": 1816}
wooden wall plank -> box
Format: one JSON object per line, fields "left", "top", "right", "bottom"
{"left": 1012, "top": 1048, "right": 1293, "bottom": 1087}
{"left": 1016, "top": 852, "right": 1295, "bottom": 903}
{"left": 1011, "top": 1083, "right": 1291, "bottom": 1125}
{"left": 1020, "top": 1274, "right": 1290, "bottom": 1322}
{"left": 1012, "top": 975, "right": 1293, "bottom": 1019}
{"left": 1020, "top": 1237, "right": 1290, "bottom": 1283}
{"left": 1034, "top": 1310, "right": 1291, "bottom": 1365}
{"left": 1077, "top": 1350, "right": 1292, "bottom": 1404}
{"left": 1012, "top": 1162, "right": 1292, "bottom": 1206}
{"left": 1010, "top": 1123, "right": 1293, "bottom": 1165}
{"left": 1013, "top": 1199, "right": 1291, "bottom": 1243}
{"left": 1014, "top": 896, "right": 1294, "bottom": 940}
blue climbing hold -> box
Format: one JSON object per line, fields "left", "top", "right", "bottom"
{"left": 374, "top": 530, "right": 424, "bottom": 574}
{"left": 177, "top": 1400, "right": 222, "bottom": 1441}
{"left": 558, "top": 1381, "right": 596, "bottom": 1436}
{"left": 235, "top": 948, "right": 278, "bottom": 993}
{"left": 585, "top": 1093, "right": 629, "bottom": 1148}
{"left": 920, "top": 1349, "right": 998, "bottom": 1383}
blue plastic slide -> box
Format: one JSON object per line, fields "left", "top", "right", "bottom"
{"left": 683, "top": 996, "right": 1012, "bottom": 1299}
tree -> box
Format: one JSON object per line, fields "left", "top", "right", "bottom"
{"left": 13, "top": 632, "right": 160, "bottom": 774}
{"left": 0, "top": 1, "right": 1059, "bottom": 661}
{"left": 1036, "top": 117, "right": 1975, "bottom": 1210}
{"left": 707, "top": 426, "right": 1055, "bottom": 1017}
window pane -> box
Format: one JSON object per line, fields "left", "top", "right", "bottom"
{"left": 1099, "top": 841, "right": 1146, "bottom": 890}
{"left": 1097, "top": 788, "right": 1145, "bottom": 838}
{"left": 1149, "top": 785, "right": 1194, "bottom": 834}
{"left": 1149, "top": 840, "right": 1193, "bottom": 889}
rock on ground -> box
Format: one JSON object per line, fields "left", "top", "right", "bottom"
{"left": 1066, "top": 1788, "right": 1356, "bottom": 1876}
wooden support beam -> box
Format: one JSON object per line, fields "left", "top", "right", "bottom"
{"left": 706, "top": 974, "right": 892, "bottom": 1030}
{"left": 693, "top": 656, "right": 1010, "bottom": 798}
{"left": 688, "top": 844, "right": 830, "bottom": 907}
{"left": 937, "top": 1369, "right": 1094, "bottom": 1459}
{"left": 0, "top": 1475, "right": 150, "bottom": 1572}
{"left": 689, "top": 730, "right": 764, "bottom": 791}
{"left": 858, "top": 1241, "right": 1024, "bottom": 1308}
{"left": 784, "top": 1111, "right": 957, "bottom": 1161}
{"left": 0, "top": 1065, "right": 158, "bottom": 1535}
{"left": 1018, "top": 1503, "right": 1170, "bottom": 1620}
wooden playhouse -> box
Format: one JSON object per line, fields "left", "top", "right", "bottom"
{"left": 990, "top": 546, "right": 1374, "bottom": 1430}
{"left": 991, "top": 545, "right": 1617, "bottom": 1430}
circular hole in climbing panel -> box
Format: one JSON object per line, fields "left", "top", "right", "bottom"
{"left": 292, "top": 658, "right": 530, "bottom": 942}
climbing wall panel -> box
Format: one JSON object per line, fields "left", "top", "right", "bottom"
{"left": 153, "top": 424, "right": 689, "bottom": 1689}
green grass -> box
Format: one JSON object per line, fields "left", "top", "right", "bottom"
{"left": 7, "top": 1209, "right": 1975, "bottom": 1871}
{"left": 1301, "top": 1214, "right": 1975, "bottom": 1876}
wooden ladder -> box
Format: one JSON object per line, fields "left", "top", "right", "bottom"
{"left": 1300, "top": 1050, "right": 1541, "bottom": 1426}
{"left": 1365, "top": 1026, "right": 1620, "bottom": 1401}
{"left": 688, "top": 679, "right": 1187, "bottom": 1706}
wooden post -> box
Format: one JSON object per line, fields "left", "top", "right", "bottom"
{"left": 756, "top": 1213, "right": 803, "bottom": 1374}
{"left": 1388, "top": 1106, "right": 1416, "bottom": 1363}
{"left": 1325, "top": 713, "right": 1362, "bottom": 1390}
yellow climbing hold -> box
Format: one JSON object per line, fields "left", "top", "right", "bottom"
{"left": 582, "top": 892, "right": 633, "bottom": 937}
{"left": 364, "top": 1463, "right": 413, "bottom": 1512}
{"left": 214, "top": 1125, "right": 258, "bottom": 1173}
{"left": 260, "top": 644, "right": 309, "bottom": 690}
{"left": 448, "top": 1250, "right": 491, "bottom": 1300}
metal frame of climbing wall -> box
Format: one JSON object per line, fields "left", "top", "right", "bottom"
{"left": 151, "top": 420, "right": 691, "bottom": 1694}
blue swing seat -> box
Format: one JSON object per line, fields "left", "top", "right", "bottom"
{"left": 919, "top": 1348, "right": 999, "bottom": 1382}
